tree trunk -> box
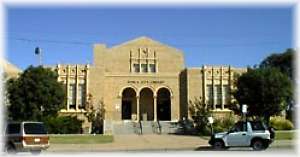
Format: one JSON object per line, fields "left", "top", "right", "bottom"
{"left": 264, "top": 114, "right": 270, "bottom": 126}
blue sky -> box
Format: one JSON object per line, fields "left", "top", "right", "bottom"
{"left": 5, "top": 6, "right": 294, "bottom": 70}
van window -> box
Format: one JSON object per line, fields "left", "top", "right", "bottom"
{"left": 6, "top": 123, "right": 20, "bottom": 134}
{"left": 24, "top": 123, "right": 47, "bottom": 134}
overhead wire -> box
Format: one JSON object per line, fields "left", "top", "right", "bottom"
{"left": 6, "top": 36, "right": 284, "bottom": 48}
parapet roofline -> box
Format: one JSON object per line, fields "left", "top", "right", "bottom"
{"left": 188, "top": 65, "right": 231, "bottom": 68}
{"left": 95, "top": 36, "right": 183, "bottom": 53}
{"left": 1, "top": 58, "right": 22, "bottom": 74}
{"left": 44, "top": 64, "right": 90, "bottom": 68}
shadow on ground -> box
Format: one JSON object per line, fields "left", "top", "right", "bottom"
{"left": 168, "top": 132, "right": 199, "bottom": 136}
{"left": 195, "top": 146, "right": 262, "bottom": 151}
{"left": 194, "top": 146, "right": 215, "bottom": 151}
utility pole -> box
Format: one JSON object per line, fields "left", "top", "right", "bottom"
{"left": 208, "top": 116, "right": 214, "bottom": 135}
{"left": 242, "top": 104, "right": 247, "bottom": 122}
{"left": 35, "top": 47, "right": 42, "bottom": 66}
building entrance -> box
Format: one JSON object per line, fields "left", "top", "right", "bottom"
{"left": 140, "top": 87, "right": 154, "bottom": 121}
{"left": 121, "top": 87, "right": 137, "bottom": 120}
{"left": 122, "top": 100, "right": 132, "bottom": 120}
{"left": 157, "top": 88, "right": 171, "bottom": 121}
{"left": 120, "top": 86, "right": 172, "bottom": 121}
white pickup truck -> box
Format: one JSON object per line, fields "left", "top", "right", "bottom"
{"left": 208, "top": 121, "right": 275, "bottom": 150}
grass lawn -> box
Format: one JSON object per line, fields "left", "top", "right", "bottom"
{"left": 200, "top": 130, "right": 296, "bottom": 141}
{"left": 49, "top": 135, "right": 114, "bottom": 144}
{"left": 275, "top": 131, "right": 295, "bottom": 140}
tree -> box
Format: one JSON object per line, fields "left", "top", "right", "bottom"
{"left": 233, "top": 67, "right": 292, "bottom": 124}
{"left": 84, "top": 94, "right": 105, "bottom": 134}
{"left": 6, "top": 65, "right": 65, "bottom": 121}
{"left": 259, "top": 48, "right": 295, "bottom": 122}
{"left": 43, "top": 116, "right": 83, "bottom": 134}
{"left": 188, "top": 97, "right": 212, "bottom": 135}
{"left": 260, "top": 48, "right": 294, "bottom": 80}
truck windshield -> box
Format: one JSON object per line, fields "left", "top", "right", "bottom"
{"left": 24, "top": 123, "right": 47, "bottom": 134}
{"left": 250, "top": 121, "right": 266, "bottom": 131}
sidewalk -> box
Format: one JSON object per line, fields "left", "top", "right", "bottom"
{"left": 46, "top": 134, "right": 294, "bottom": 152}
{"left": 46, "top": 134, "right": 208, "bottom": 152}
{"left": 271, "top": 140, "right": 294, "bottom": 148}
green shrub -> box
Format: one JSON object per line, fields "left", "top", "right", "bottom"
{"left": 270, "top": 116, "right": 294, "bottom": 130}
{"left": 43, "top": 116, "right": 83, "bottom": 134}
{"left": 212, "top": 114, "right": 235, "bottom": 133}
{"left": 212, "top": 119, "right": 224, "bottom": 133}
{"left": 188, "top": 98, "right": 212, "bottom": 135}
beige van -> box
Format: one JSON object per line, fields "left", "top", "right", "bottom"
{"left": 5, "top": 121, "right": 50, "bottom": 154}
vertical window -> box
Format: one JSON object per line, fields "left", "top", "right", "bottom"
{"left": 223, "top": 85, "right": 230, "bottom": 107}
{"left": 130, "top": 49, "right": 157, "bottom": 73}
{"left": 141, "top": 64, "right": 148, "bottom": 72}
{"left": 149, "top": 64, "right": 156, "bottom": 73}
{"left": 133, "top": 64, "right": 140, "bottom": 72}
{"left": 69, "top": 83, "right": 76, "bottom": 109}
{"left": 206, "top": 85, "right": 213, "bottom": 105}
{"left": 78, "top": 84, "right": 86, "bottom": 109}
{"left": 216, "top": 85, "right": 222, "bottom": 106}
{"left": 213, "top": 85, "right": 218, "bottom": 103}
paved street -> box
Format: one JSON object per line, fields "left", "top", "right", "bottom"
{"left": 44, "top": 134, "right": 294, "bottom": 153}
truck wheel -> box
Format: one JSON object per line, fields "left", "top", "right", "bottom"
{"left": 213, "top": 140, "right": 225, "bottom": 150}
{"left": 252, "top": 139, "right": 265, "bottom": 151}
{"left": 264, "top": 143, "right": 269, "bottom": 149}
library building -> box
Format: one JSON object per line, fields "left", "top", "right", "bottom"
{"left": 50, "top": 36, "right": 247, "bottom": 134}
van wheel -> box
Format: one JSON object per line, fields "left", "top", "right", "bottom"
{"left": 5, "top": 144, "right": 16, "bottom": 154}
{"left": 213, "top": 140, "right": 225, "bottom": 150}
{"left": 252, "top": 139, "right": 265, "bottom": 151}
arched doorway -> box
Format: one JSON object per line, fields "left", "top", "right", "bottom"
{"left": 157, "top": 88, "right": 171, "bottom": 121}
{"left": 121, "top": 87, "right": 137, "bottom": 120}
{"left": 139, "top": 88, "right": 154, "bottom": 121}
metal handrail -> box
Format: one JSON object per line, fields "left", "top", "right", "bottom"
{"left": 152, "top": 121, "right": 161, "bottom": 134}
{"left": 139, "top": 120, "right": 143, "bottom": 135}
{"left": 133, "top": 121, "right": 143, "bottom": 135}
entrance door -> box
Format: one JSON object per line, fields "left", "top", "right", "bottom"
{"left": 139, "top": 88, "right": 154, "bottom": 121}
{"left": 122, "top": 100, "right": 132, "bottom": 120}
{"left": 157, "top": 88, "right": 171, "bottom": 121}
{"left": 158, "top": 100, "right": 171, "bottom": 121}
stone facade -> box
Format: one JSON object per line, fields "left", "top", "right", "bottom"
{"left": 183, "top": 66, "right": 247, "bottom": 118}
{"left": 2, "top": 59, "right": 22, "bottom": 106}
{"left": 2, "top": 58, "right": 21, "bottom": 80}
{"left": 52, "top": 36, "right": 247, "bottom": 134}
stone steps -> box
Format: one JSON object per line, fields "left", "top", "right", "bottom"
{"left": 158, "top": 121, "right": 178, "bottom": 134}
{"left": 112, "top": 121, "right": 135, "bottom": 134}
{"left": 111, "top": 121, "right": 182, "bottom": 135}
{"left": 140, "top": 121, "right": 154, "bottom": 134}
